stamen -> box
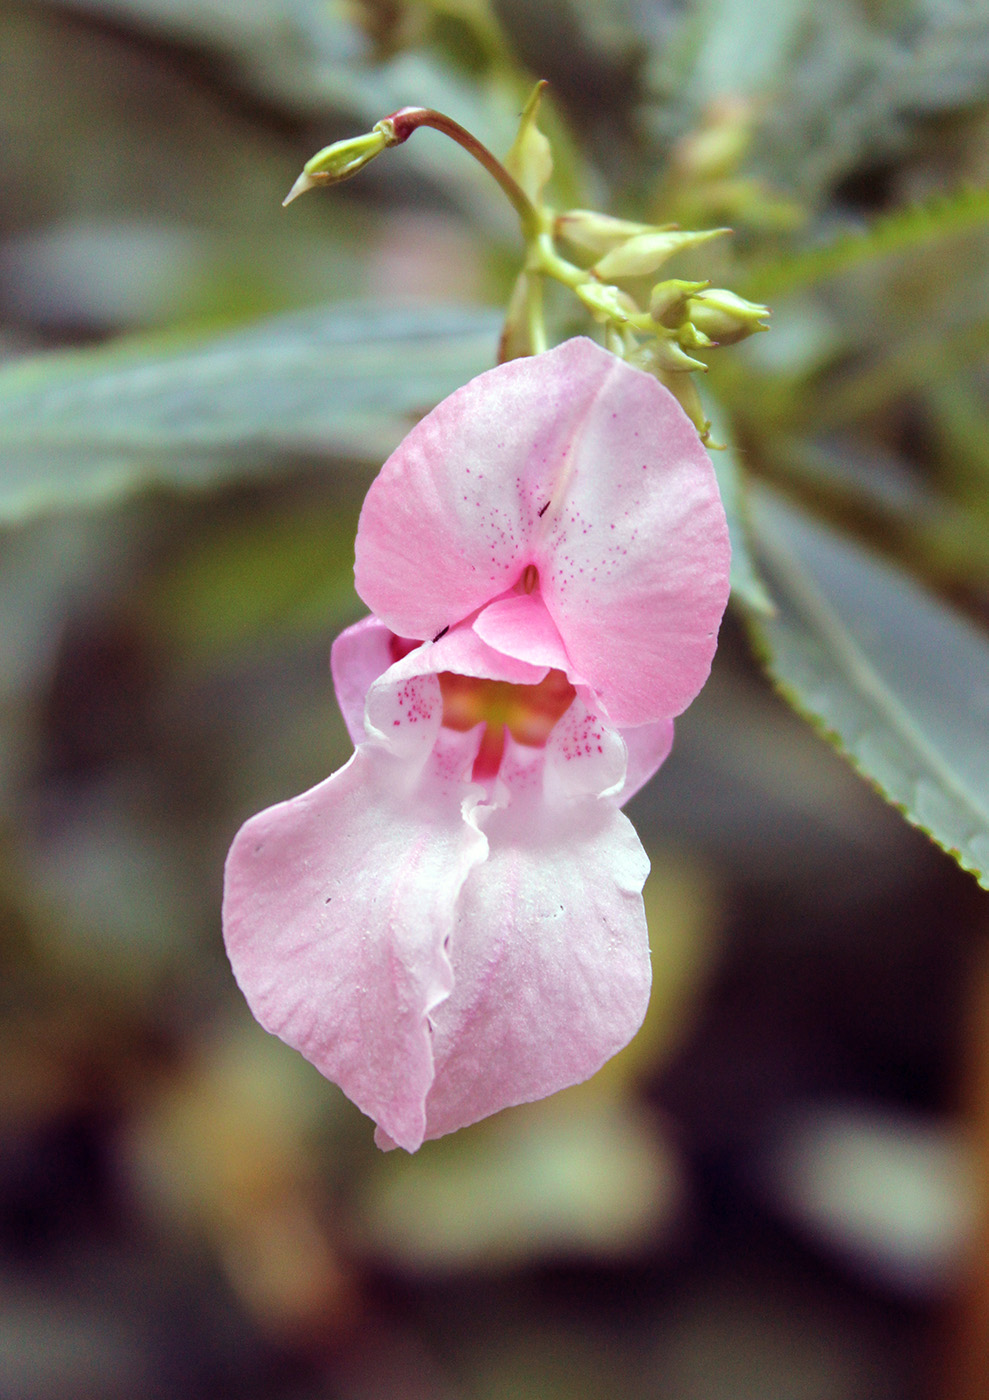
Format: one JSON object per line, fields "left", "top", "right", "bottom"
{"left": 522, "top": 563, "right": 539, "bottom": 594}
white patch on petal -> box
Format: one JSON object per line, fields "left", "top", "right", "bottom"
{"left": 364, "top": 669, "right": 443, "bottom": 762}
{"left": 544, "top": 696, "right": 627, "bottom": 802}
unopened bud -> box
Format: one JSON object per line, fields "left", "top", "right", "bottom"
{"left": 283, "top": 122, "right": 395, "bottom": 205}
{"left": 592, "top": 226, "right": 730, "bottom": 280}
{"left": 649, "top": 278, "right": 708, "bottom": 327}
{"left": 687, "top": 287, "right": 769, "bottom": 343}
{"left": 673, "top": 97, "right": 754, "bottom": 181}
{"left": 555, "top": 210, "right": 660, "bottom": 256}
{"left": 678, "top": 322, "right": 715, "bottom": 351}
{"left": 576, "top": 280, "right": 635, "bottom": 322}
{"left": 657, "top": 367, "right": 712, "bottom": 441}
{"left": 499, "top": 272, "right": 538, "bottom": 362}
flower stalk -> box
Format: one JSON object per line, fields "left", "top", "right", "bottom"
{"left": 283, "top": 83, "right": 768, "bottom": 442}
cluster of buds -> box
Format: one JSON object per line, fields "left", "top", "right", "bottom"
{"left": 553, "top": 209, "right": 768, "bottom": 436}
{"left": 282, "top": 84, "right": 768, "bottom": 443}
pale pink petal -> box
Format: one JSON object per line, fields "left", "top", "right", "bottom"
{"left": 355, "top": 338, "right": 729, "bottom": 727}
{"left": 384, "top": 621, "right": 549, "bottom": 688}
{"left": 420, "top": 720, "right": 651, "bottom": 1142}
{"left": 223, "top": 671, "right": 487, "bottom": 1153}
{"left": 472, "top": 591, "right": 574, "bottom": 674}
{"left": 617, "top": 718, "right": 675, "bottom": 805}
{"left": 534, "top": 359, "right": 729, "bottom": 725}
{"left": 332, "top": 616, "right": 548, "bottom": 755}
{"left": 355, "top": 338, "right": 633, "bottom": 640}
{"left": 330, "top": 614, "right": 396, "bottom": 746}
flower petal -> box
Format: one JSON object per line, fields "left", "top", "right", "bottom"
{"left": 617, "top": 718, "right": 675, "bottom": 805}
{"left": 386, "top": 621, "right": 549, "bottom": 688}
{"left": 472, "top": 591, "right": 574, "bottom": 674}
{"left": 355, "top": 338, "right": 729, "bottom": 726}
{"left": 355, "top": 338, "right": 633, "bottom": 639}
{"left": 330, "top": 614, "right": 395, "bottom": 746}
{"left": 223, "top": 671, "right": 487, "bottom": 1153}
{"left": 420, "top": 723, "right": 651, "bottom": 1142}
{"left": 532, "top": 361, "right": 729, "bottom": 727}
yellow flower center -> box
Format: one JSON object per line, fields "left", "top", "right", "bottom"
{"left": 439, "top": 668, "right": 576, "bottom": 779}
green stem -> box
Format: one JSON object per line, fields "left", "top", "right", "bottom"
{"left": 385, "top": 107, "right": 542, "bottom": 243}
{"left": 526, "top": 275, "right": 548, "bottom": 355}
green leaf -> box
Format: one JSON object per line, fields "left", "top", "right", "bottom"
{"left": 746, "top": 486, "right": 989, "bottom": 888}
{"left": 141, "top": 498, "right": 362, "bottom": 659}
{"left": 0, "top": 303, "right": 500, "bottom": 522}
{"left": 742, "top": 184, "right": 989, "bottom": 301}
{"left": 752, "top": 0, "right": 989, "bottom": 201}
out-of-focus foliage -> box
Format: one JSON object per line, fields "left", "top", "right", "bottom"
{"left": 0, "top": 303, "right": 499, "bottom": 518}
{"left": 1, "top": 1, "right": 988, "bottom": 1397}
{"left": 749, "top": 487, "right": 989, "bottom": 886}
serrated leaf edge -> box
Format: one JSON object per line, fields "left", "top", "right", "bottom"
{"left": 746, "top": 498, "right": 989, "bottom": 888}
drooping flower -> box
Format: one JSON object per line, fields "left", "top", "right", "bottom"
{"left": 223, "top": 338, "right": 730, "bottom": 1151}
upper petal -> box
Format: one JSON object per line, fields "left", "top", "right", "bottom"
{"left": 355, "top": 338, "right": 729, "bottom": 726}
{"left": 355, "top": 338, "right": 638, "bottom": 639}
{"left": 223, "top": 669, "right": 486, "bottom": 1153}
{"left": 531, "top": 358, "right": 729, "bottom": 727}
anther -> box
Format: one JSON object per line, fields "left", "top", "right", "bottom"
{"left": 522, "top": 564, "right": 539, "bottom": 594}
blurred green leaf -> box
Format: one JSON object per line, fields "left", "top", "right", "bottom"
{"left": 742, "top": 185, "right": 989, "bottom": 302}
{"left": 0, "top": 303, "right": 499, "bottom": 522}
{"left": 142, "top": 498, "right": 362, "bottom": 658}
{"left": 746, "top": 486, "right": 989, "bottom": 888}
{"left": 814, "top": 313, "right": 989, "bottom": 427}
{"left": 753, "top": 0, "right": 989, "bottom": 199}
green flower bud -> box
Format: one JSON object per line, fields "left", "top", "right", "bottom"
{"left": 687, "top": 287, "right": 769, "bottom": 344}
{"left": 649, "top": 335, "right": 708, "bottom": 374}
{"left": 592, "top": 226, "right": 730, "bottom": 281}
{"left": 283, "top": 122, "right": 395, "bottom": 205}
{"left": 672, "top": 97, "right": 753, "bottom": 182}
{"left": 555, "top": 210, "right": 660, "bottom": 256}
{"left": 645, "top": 363, "right": 712, "bottom": 441}
{"left": 677, "top": 322, "right": 716, "bottom": 351}
{"left": 576, "top": 280, "right": 635, "bottom": 322}
{"left": 649, "top": 278, "right": 709, "bottom": 327}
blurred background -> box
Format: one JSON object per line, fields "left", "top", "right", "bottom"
{"left": 1, "top": 1, "right": 989, "bottom": 1396}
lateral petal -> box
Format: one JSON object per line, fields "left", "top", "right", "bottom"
{"left": 422, "top": 751, "right": 651, "bottom": 1143}
{"left": 330, "top": 614, "right": 395, "bottom": 746}
{"left": 222, "top": 672, "right": 486, "bottom": 1153}
{"left": 617, "top": 718, "right": 675, "bottom": 805}
{"left": 421, "top": 707, "right": 651, "bottom": 1142}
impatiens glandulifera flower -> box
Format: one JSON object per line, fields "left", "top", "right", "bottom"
{"left": 222, "top": 338, "right": 730, "bottom": 1152}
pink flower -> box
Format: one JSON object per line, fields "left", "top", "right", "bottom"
{"left": 222, "top": 338, "right": 729, "bottom": 1151}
